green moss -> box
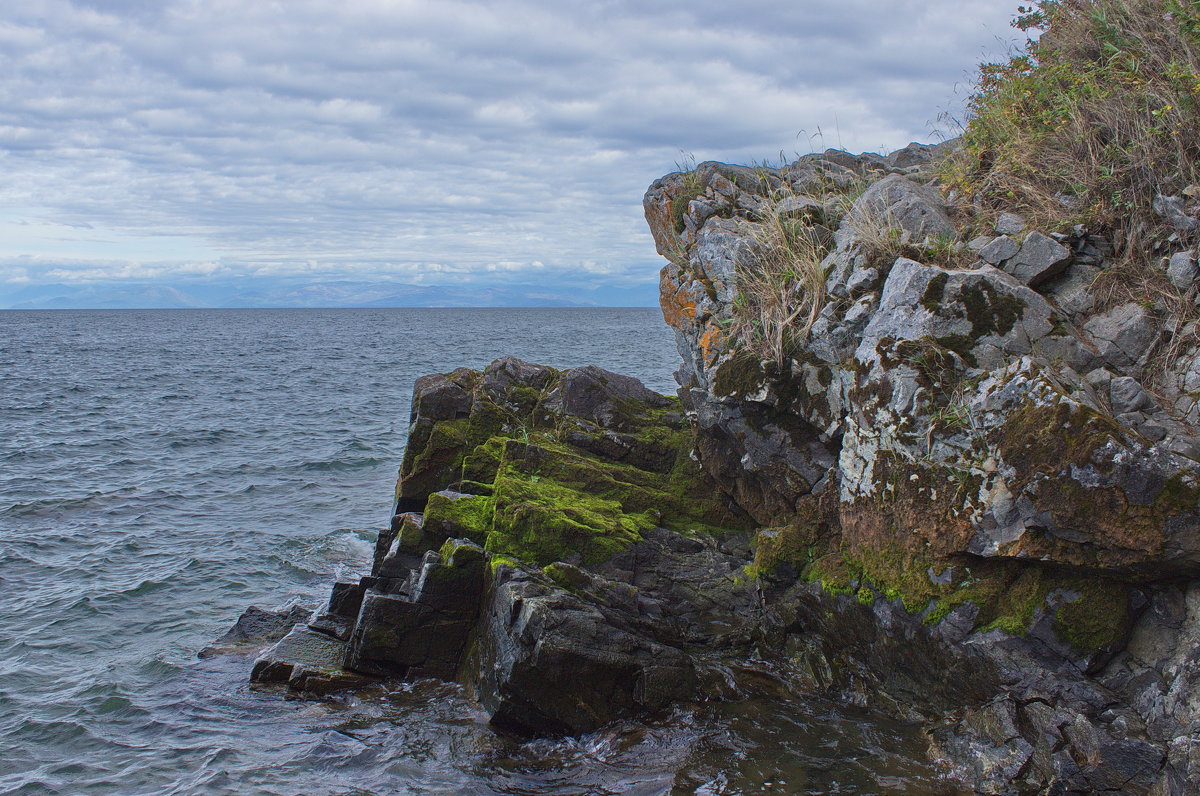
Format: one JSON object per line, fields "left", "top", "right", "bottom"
{"left": 423, "top": 492, "right": 495, "bottom": 544}
{"left": 855, "top": 586, "right": 876, "bottom": 605}
{"left": 1155, "top": 473, "right": 1200, "bottom": 515}
{"left": 488, "top": 469, "right": 652, "bottom": 566}
{"left": 747, "top": 514, "right": 821, "bottom": 579}
{"left": 712, "top": 352, "right": 769, "bottom": 399}
{"left": 956, "top": 282, "right": 1025, "bottom": 339}
{"left": 542, "top": 562, "right": 589, "bottom": 593}
{"left": 1053, "top": 579, "right": 1131, "bottom": 654}
{"left": 920, "top": 272, "right": 950, "bottom": 312}
{"left": 997, "top": 399, "right": 1119, "bottom": 480}
{"left": 438, "top": 537, "right": 485, "bottom": 568}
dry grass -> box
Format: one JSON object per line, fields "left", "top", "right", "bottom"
{"left": 942, "top": 0, "right": 1200, "bottom": 256}
{"left": 731, "top": 207, "right": 833, "bottom": 365}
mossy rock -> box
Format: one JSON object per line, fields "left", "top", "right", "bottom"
{"left": 423, "top": 491, "right": 495, "bottom": 545}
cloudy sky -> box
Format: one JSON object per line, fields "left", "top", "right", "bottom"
{"left": 0, "top": 0, "right": 1024, "bottom": 307}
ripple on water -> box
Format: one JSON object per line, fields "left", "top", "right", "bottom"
{"left": 0, "top": 309, "right": 958, "bottom": 794}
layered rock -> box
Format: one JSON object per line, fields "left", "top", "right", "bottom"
{"left": 250, "top": 357, "right": 759, "bottom": 733}
{"left": 645, "top": 145, "right": 1200, "bottom": 793}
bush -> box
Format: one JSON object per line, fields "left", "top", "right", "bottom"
{"left": 943, "top": 0, "right": 1200, "bottom": 255}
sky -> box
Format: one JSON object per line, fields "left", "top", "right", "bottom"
{"left": 0, "top": 0, "right": 1026, "bottom": 308}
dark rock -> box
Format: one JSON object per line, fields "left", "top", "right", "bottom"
{"left": 476, "top": 571, "right": 696, "bottom": 735}
{"left": 200, "top": 603, "right": 313, "bottom": 657}
{"left": 544, "top": 364, "right": 671, "bottom": 430}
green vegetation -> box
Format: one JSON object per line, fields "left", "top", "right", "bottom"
{"left": 790, "top": 540, "right": 1132, "bottom": 654}
{"left": 943, "top": 0, "right": 1200, "bottom": 256}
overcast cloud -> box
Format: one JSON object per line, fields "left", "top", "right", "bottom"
{"left": 0, "top": 0, "right": 1024, "bottom": 305}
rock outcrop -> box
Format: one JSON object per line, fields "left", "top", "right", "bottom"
{"left": 240, "top": 143, "right": 1200, "bottom": 794}
{"left": 250, "top": 357, "right": 760, "bottom": 733}
{"left": 644, "top": 146, "right": 1200, "bottom": 793}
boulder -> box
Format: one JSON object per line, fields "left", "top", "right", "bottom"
{"left": 844, "top": 174, "right": 955, "bottom": 241}
{"left": 1002, "top": 231, "right": 1072, "bottom": 287}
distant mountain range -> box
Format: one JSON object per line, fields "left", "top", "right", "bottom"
{"left": 0, "top": 280, "right": 658, "bottom": 309}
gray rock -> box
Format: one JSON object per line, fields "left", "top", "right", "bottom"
{"left": 979, "top": 235, "right": 1019, "bottom": 265}
{"left": 1154, "top": 194, "right": 1199, "bottom": 231}
{"left": 1048, "top": 264, "right": 1100, "bottom": 317}
{"left": 995, "top": 212, "right": 1027, "bottom": 235}
{"left": 1111, "top": 376, "right": 1156, "bottom": 415}
{"left": 1084, "top": 302, "right": 1159, "bottom": 371}
{"left": 1167, "top": 250, "right": 1198, "bottom": 291}
{"left": 1003, "top": 231, "right": 1072, "bottom": 287}
{"left": 967, "top": 235, "right": 992, "bottom": 252}
{"left": 844, "top": 174, "right": 955, "bottom": 241}
{"left": 773, "top": 194, "right": 825, "bottom": 221}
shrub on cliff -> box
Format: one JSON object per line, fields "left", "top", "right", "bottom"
{"left": 944, "top": 0, "right": 1200, "bottom": 256}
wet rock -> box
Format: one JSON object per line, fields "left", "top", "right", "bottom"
{"left": 250, "top": 624, "right": 353, "bottom": 687}
{"left": 476, "top": 568, "right": 696, "bottom": 735}
{"left": 347, "top": 540, "right": 486, "bottom": 680}
{"left": 200, "top": 603, "right": 313, "bottom": 657}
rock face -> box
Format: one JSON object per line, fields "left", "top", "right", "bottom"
{"left": 242, "top": 143, "right": 1200, "bottom": 794}
{"left": 251, "top": 357, "right": 758, "bottom": 734}
{"left": 643, "top": 146, "right": 1200, "bottom": 793}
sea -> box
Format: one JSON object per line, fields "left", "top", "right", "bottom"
{"left": 0, "top": 308, "right": 956, "bottom": 795}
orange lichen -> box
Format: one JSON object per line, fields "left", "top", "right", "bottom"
{"left": 659, "top": 266, "right": 698, "bottom": 330}
{"left": 699, "top": 322, "right": 725, "bottom": 365}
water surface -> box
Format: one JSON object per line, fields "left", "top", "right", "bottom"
{"left": 0, "top": 308, "right": 953, "bottom": 794}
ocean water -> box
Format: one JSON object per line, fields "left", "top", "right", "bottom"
{"left": 0, "top": 308, "right": 954, "bottom": 795}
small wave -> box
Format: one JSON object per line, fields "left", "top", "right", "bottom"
{"left": 300, "top": 457, "right": 387, "bottom": 472}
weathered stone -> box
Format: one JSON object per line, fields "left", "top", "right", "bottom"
{"left": 844, "top": 174, "right": 955, "bottom": 241}
{"left": 1084, "top": 302, "right": 1159, "bottom": 371}
{"left": 1154, "top": 194, "right": 1199, "bottom": 232}
{"left": 1111, "top": 376, "right": 1156, "bottom": 415}
{"left": 979, "top": 235, "right": 1019, "bottom": 265}
{"left": 1167, "top": 250, "right": 1198, "bottom": 291}
{"left": 995, "top": 212, "right": 1027, "bottom": 235}
{"left": 1002, "top": 231, "right": 1072, "bottom": 287}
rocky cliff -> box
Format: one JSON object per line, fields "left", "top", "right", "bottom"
{"left": 642, "top": 142, "right": 1200, "bottom": 793}
{"left": 238, "top": 146, "right": 1200, "bottom": 794}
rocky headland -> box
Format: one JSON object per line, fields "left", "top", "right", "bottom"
{"left": 233, "top": 4, "right": 1200, "bottom": 790}
{"left": 231, "top": 139, "right": 1200, "bottom": 793}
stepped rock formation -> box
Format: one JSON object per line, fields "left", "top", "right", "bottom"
{"left": 240, "top": 143, "right": 1200, "bottom": 793}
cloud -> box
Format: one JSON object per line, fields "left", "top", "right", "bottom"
{"left": 0, "top": 0, "right": 1024, "bottom": 299}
